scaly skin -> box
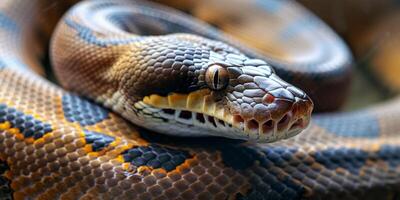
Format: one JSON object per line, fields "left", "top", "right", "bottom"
{"left": 51, "top": 0, "right": 313, "bottom": 143}
{"left": 0, "top": 0, "right": 399, "bottom": 200}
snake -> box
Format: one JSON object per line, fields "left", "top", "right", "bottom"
{"left": 0, "top": 0, "right": 400, "bottom": 199}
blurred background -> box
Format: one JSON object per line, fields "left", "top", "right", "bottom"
{"left": 149, "top": 0, "right": 400, "bottom": 112}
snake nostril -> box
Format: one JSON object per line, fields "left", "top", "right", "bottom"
{"left": 247, "top": 119, "right": 258, "bottom": 130}
{"left": 262, "top": 120, "right": 274, "bottom": 134}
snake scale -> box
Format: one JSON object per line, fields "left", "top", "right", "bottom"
{"left": 0, "top": 0, "right": 400, "bottom": 199}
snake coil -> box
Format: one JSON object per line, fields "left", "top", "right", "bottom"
{"left": 0, "top": 0, "right": 398, "bottom": 199}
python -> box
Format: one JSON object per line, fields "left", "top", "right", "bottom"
{"left": 0, "top": 0, "right": 398, "bottom": 199}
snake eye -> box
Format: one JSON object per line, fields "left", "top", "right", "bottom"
{"left": 205, "top": 64, "right": 229, "bottom": 90}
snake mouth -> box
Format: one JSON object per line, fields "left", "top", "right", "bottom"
{"left": 137, "top": 88, "right": 311, "bottom": 142}
{"left": 158, "top": 108, "right": 309, "bottom": 142}
{"left": 134, "top": 101, "right": 310, "bottom": 142}
{"left": 134, "top": 102, "right": 257, "bottom": 141}
{"left": 160, "top": 109, "right": 231, "bottom": 128}
{"left": 139, "top": 89, "right": 248, "bottom": 139}
{"left": 158, "top": 109, "right": 238, "bottom": 134}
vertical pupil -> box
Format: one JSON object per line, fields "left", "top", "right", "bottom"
{"left": 213, "top": 69, "right": 219, "bottom": 89}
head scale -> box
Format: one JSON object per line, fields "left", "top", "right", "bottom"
{"left": 116, "top": 34, "right": 313, "bottom": 143}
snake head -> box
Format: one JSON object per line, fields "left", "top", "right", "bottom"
{"left": 119, "top": 34, "right": 313, "bottom": 143}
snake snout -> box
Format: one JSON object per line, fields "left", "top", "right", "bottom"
{"left": 229, "top": 66, "right": 313, "bottom": 142}
{"left": 234, "top": 96, "right": 312, "bottom": 142}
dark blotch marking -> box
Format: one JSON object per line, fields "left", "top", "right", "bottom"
{"left": 236, "top": 189, "right": 282, "bottom": 200}
{"left": 0, "top": 104, "right": 52, "bottom": 139}
{"left": 221, "top": 145, "right": 303, "bottom": 200}
{"left": 136, "top": 130, "right": 303, "bottom": 199}
{"left": 0, "top": 159, "right": 12, "bottom": 200}
{"left": 312, "top": 145, "right": 400, "bottom": 175}
{"left": 84, "top": 130, "right": 115, "bottom": 151}
{"left": 218, "top": 143, "right": 262, "bottom": 170}
{"left": 122, "top": 144, "right": 190, "bottom": 171}
{"left": 376, "top": 145, "right": 400, "bottom": 168}
{"left": 219, "top": 145, "right": 300, "bottom": 170}
{"left": 311, "top": 148, "right": 368, "bottom": 175}
{"left": 62, "top": 94, "right": 109, "bottom": 126}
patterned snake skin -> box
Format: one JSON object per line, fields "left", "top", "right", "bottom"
{"left": 0, "top": 0, "right": 400, "bottom": 199}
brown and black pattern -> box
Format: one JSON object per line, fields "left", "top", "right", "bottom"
{"left": 0, "top": 0, "right": 399, "bottom": 200}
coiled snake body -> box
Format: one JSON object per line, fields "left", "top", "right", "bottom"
{"left": 0, "top": 0, "right": 399, "bottom": 199}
